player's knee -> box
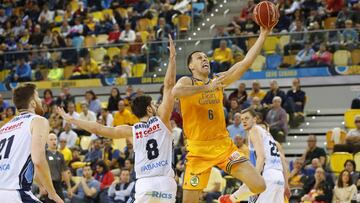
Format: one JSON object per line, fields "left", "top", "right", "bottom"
{"left": 249, "top": 178, "right": 266, "bottom": 194}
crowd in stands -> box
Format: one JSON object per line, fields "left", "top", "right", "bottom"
{"left": 209, "top": 0, "right": 360, "bottom": 73}
{"left": 0, "top": 0, "right": 212, "bottom": 82}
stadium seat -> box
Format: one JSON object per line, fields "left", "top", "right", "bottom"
{"left": 324, "top": 17, "right": 337, "bottom": 29}
{"left": 139, "top": 31, "right": 149, "bottom": 43}
{"left": 150, "top": 16, "right": 158, "bottom": 28}
{"left": 72, "top": 36, "right": 84, "bottom": 50}
{"left": 70, "top": 0, "right": 79, "bottom": 12}
{"left": 351, "top": 49, "right": 360, "bottom": 65}
{"left": 64, "top": 65, "right": 75, "bottom": 79}
{"left": 132, "top": 63, "right": 147, "bottom": 77}
{"left": 266, "top": 54, "right": 282, "bottom": 69}
{"left": 178, "top": 15, "right": 191, "bottom": 32}
{"left": 282, "top": 55, "right": 296, "bottom": 66}
{"left": 137, "top": 18, "right": 150, "bottom": 31}
{"left": 76, "top": 103, "right": 82, "bottom": 112}
{"left": 107, "top": 47, "right": 121, "bottom": 59}
{"left": 80, "top": 136, "right": 92, "bottom": 150}
{"left": 333, "top": 50, "right": 351, "bottom": 66}
{"left": 91, "top": 11, "right": 104, "bottom": 22}
{"left": 101, "top": 102, "right": 108, "bottom": 108}
{"left": 84, "top": 36, "right": 96, "bottom": 48}
{"left": 54, "top": 15, "right": 63, "bottom": 24}
{"left": 325, "top": 128, "right": 347, "bottom": 151}
{"left": 50, "top": 51, "right": 61, "bottom": 62}
{"left": 102, "top": 9, "right": 113, "bottom": 17}
{"left": 192, "top": 2, "right": 205, "bottom": 17}
{"left": 52, "top": 27, "right": 61, "bottom": 33}
{"left": 47, "top": 68, "right": 64, "bottom": 81}
{"left": 96, "top": 34, "right": 109, "bottom": 44}
{"left": 354, "top": 152, "right": 360, "bottom": 171}
{"left": 344, "top": 109, "right": 360, "bottom": 129}
{"left": 263, "top": 36, "right": 279, "bottom": 54}
{"left": 91, "top": 47, "right": 107, "bottom": 63}
{"left": 279, "top": 35, "right": 290, "bottom": 51}
{"left": 113, "top": 139, "right": 126, "bottom": 151}
{"left": 250, "top": 55, "right": 266, "bottom": 71}
{"left": 116, "top": 7, "right": 128, "bottom": 18}
{"left": 330, "top": 152, "right": 353, "bottom": 173}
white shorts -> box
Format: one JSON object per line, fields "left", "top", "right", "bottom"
{"left": 134, "top": 176, "right": 177, "bottom": 203}
{"left": 0, "top": 189, "right": 41, "bottom": 203}
{"left": 255, "top": 169, "right": 285, "bottom": 203}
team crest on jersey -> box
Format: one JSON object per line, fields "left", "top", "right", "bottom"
{"left": 190, "top": 175, "right": 199, "bottom": 187}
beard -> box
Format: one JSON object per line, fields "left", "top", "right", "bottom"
{"left": 35, "top": 103, "right": 44, "bottom": 116}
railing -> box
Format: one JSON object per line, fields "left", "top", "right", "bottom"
{"left": 0, "top": 28, "right": 359, "bottom": 81}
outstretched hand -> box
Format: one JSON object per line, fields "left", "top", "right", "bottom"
{"left": 168, "top": 34, "right": 176, "bottom": 58}
{"left": 56, "top": 106, "right": 72, "bottom": 123}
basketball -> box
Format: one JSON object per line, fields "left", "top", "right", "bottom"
{"left": 253, "top": 1, "right": 280, "bottom": 29}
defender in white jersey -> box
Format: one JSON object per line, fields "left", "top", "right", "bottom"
{"left": 57, "top": 35, "right": 177, "bottom": 203}
{"left": 0, "top": 84, "right": 63, "bottom": 203}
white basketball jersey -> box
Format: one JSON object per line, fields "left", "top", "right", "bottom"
{"left": 249, "top": 125, "right": 283, "bottom": 172}
{"left": 133, "top": 116, "right": 174, "bottom": 179}
{"left": 0, "top": 112, "right": 41, "bottom": 190}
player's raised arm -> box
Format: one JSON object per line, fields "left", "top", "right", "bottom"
{"left": 57, "top": 107, "right": 132, "bottom": 139}
{"left": 219, "top": 27, "right": 272, "bottom": 86}
{"left": 31, "top": 117, "right": 63, "bottom": 203}
{"left": 158, "top": 35, "right": 176, "bottom": 126}
{"left": 172, "top": 76, "right": 225, "bottom": 98}
{"left": 249, "top": 127, "right": 266, "bottom": 173}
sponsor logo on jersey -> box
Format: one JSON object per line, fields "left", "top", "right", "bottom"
{"left": 145, "top": 191, "right": 172, "bottom": 199}
{"left": 10, "top": 114, "right": 31, "bottom": 123}
{"left": 0, "top": 163, "right": 10, "bottom": 171}
{"left": 0, "top": 122, "right": 24, "bottom": 134}
{"left": 135, "top": 123, "right": 161, "bottom": 139}
{"left": 141, "top": 160, "right": 168, "bottom": 172}
{"left": 228, "top": 151, "right": 242, "bottom": 162}
{"left": 190, "top": 175, "right": 199, "bottom": 187}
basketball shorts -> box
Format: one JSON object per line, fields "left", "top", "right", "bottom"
{"left": 134, "top": 176, "right": 177, "bottom": 203}
{"left": 0, "top": 189, "right": 41, "bottom": 203}
{"left": 255, "top": 169, "right": 285, "bottom": 203}
{"left": 183, "top": 137, "right": 248, "bottom": 190}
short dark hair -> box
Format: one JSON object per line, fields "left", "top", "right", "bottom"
{"left": 131, "top": 95, "right": 152, "bottom": 118}
{"left": 187, "top": 51, "right": 202, "bottom": 73}
{"left": 13, "top": 83, "right": 37, "bottom": 110}
{"left": 241, "top": 108, "right": 257, "bottom": 117}
{"left": 344, "top": 159, "right": 356, "bottom": 171}
{"left": 96, "top": 160, "right": 109, "bottom": 173}
{"left": 337, "top": 169, "right": 353, "bottom": 188}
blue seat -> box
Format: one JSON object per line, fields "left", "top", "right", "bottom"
{"left": 266, "top": 54, "right": 282, "bottom": 69}
{"left": 72, "top": 36, "right": 84, "bottom": 51}
{"left": 192, "top": 3, "right": 205, "bottom": 16}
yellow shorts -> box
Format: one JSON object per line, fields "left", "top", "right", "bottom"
{"left": 183, "top": 137, "right": 248, "bottom": 190}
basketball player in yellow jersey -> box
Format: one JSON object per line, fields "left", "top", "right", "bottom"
{"left": 172, "top": 26, "right": 272, "bottom": 203}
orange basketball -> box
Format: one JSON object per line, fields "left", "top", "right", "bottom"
{"left": 253, "top": 1, "right": 279, "bottom": 29}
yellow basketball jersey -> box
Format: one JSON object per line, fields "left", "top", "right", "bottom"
{"left": 180, "top": 78, "right": 229, "bottom": 141}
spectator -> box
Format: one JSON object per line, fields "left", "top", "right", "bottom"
{"left": 171, "top": 120, "right": 182, "bottom": 147}
{"left": 0, "top": 94, "right": 10, "bottom": 114}
{"left": 38, "top": 4, "right": 55, "bottom": 23}
{"left": 202, "top": 167, "right": 224, "bottom": 203}
{"left": 70, "top": 165, "right": 101, "bottom": 203}
{"left": 333, "top": 169, "right": 357, "bottom": 203}
{"left": 284, "top": 20, "right": 307, "bottom": 55}
{"left": 57, "top": 87, "right": 76, "bottom": 109}
{"left": 69, "top": 18, "right": 84, "bottom": 37}
{"left": 84, "top": 139, "right": 103, "bottom": 164}
{"left": 0, "top": 107, "right": 15, "bottom": 127}
{"left": 227, "top": 112, "right": 246, "bottom": 140}
{"left": 119, "top": 22, "right": 136, "bottom": 43}
{"left": 102, "top": 138, "right": 121, "bottom": 170}
{"left": 61, "top": 37, "right": 78, "bottom": 65}
{"left": 84, "top": 15, "right": 99, "bottom": 35}
{"left": 7, "top": 58, "right": 32, "bottom": 82}
{"left": 248, "top": 80, "right": 266, "bottom": 101}
{"left": 63, "top": 102, "right": 80, "bottom": 129}
{"left": 60, "top": 21, "right": 71, "bottom": 37}
{"left": 311, "top": 43, "right": 332, "bottom": 67}
{"left": 211, "top": 40, "right": 233, "bottom": 73}
{"left": 228, "top": 83, "right": 248, "bottom": 106}
{"left": 100, "top": 55, "right": 114, "bottom": 76}
{"left": 250, "top": 96, "right": 265, "bottom": 115}
{"left": 339, "top": 20, "right": 358, "bottom": 50}
{"left": 304, "top": 158, "right": 322, "bottom": 177}
{"left": 80, "top": 56, "right": 101, "bottom": 78}
{"left": 99, "top": 108, "right": 114, "bottom": 127}
{"left": 326, "top": 22, "right": 341, "bottom": 52}
{"left": 94, "top": 160, "right": 114, "bottom": 203}
{"left": 108, "top": 169, "right": 135, "bottom": 203}
{"left": 85, "top": 90, "right": 102, "bottom": 115}
{"left": 289, "top": 158, "right": 306, "bottom": 189}
{"left": 285, "top": 0, "right": 302, "bottom": 15}
{"left": 286, "top": 78, "right": 306, "bottom": 113}
{"left": 42, "top": 29, "right": 53, "bottom": 48}
{"left": 29, "top": 25, "right": 44, "bottom": 47}
{"left": 344, "top": 160, "right": 359, "bottom": 185}
{"left": 107, "top": 87, "right": 122, "bottom": 113}
{"left": 294, "top": 41, "right": 315, "bottom": 68}
{"left": 302, "top": 167, "right": 333, "bottom": 203}
{"left": 231, "top": 27, "right": 247, "bottom": 53}
{"left": 48, "top": 105, "right": 63, "bottom": 134}
{"left": 262, "top": 80, "right": 286, "bottom": 107}
{"left": 301, "top": 135, "right": 327, "bottom": 167}
{"left": 228, "top": 98, "right": 241, "bottom": 124}
{"left": 157, "top": 85, "right": 164, "bottom": 105}
{"left": 79, "top": 102, "right": 97, "bottom": 122}
{"left": 59, "top": 136, "right": 74, "bottom": 165}
{"left": 59, "top": 123, "right": 79, "bottom": 149}
{"left": 265, "top": 96, "right": 288, "bottom": 143}
{"left": 43, "top": 89, "right": 54, "bottom": 106}
{"left": 108, "top": 24, "right": 121, "bottom": 43}
{"left": 327, "top": 0, "right": 345, "bottom": 16}
{"left": 240, "top": 0, "right": 255, "bottom": 21}
{"left": 307, "top": 21, "right": 325, "bottom": 50}
{"left": 211, "top": 26, "right": 231, "bottom": 50}
{"left": 345, "top": 115, "right": 360, "bottom": 149}
{"left": 113, "top": 100, "right": 137, "bottom": 126}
